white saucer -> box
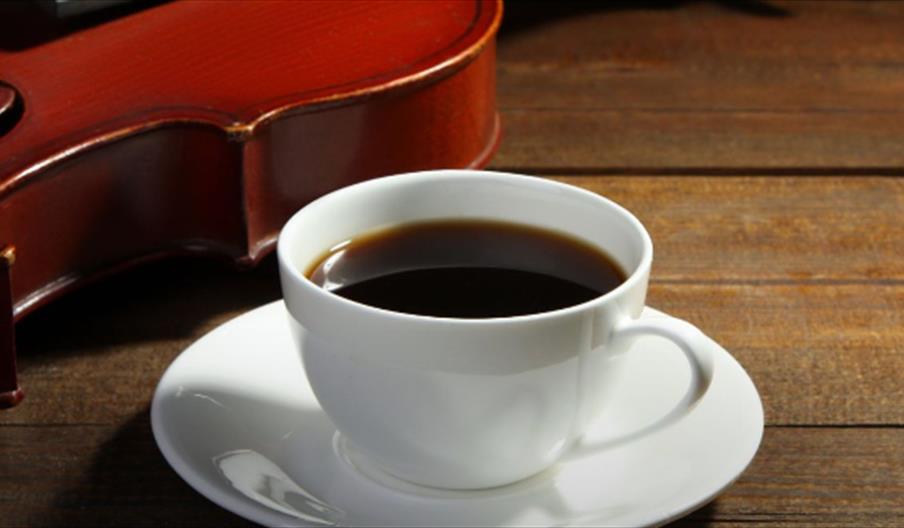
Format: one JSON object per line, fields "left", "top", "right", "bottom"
{"left": 151, "top": 301, "right": 763, "bottom": 527}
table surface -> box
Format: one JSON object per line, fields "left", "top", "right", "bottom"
{"left": 3, "top": 1, "right": 902, "bottom": 526}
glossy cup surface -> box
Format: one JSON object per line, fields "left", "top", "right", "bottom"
{"left": 277, "top": 170, "right": 652, "bottom": 489}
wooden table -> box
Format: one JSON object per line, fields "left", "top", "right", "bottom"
{"left": 2, "top": 2, "right": 902, "bottom": 526}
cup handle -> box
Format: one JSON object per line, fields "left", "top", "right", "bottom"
{"left": 565, "top": 314, "right": 715, "bottom": 459}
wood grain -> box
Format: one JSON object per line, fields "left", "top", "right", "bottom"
{"left": 549, "top": 176, "right": 904, "bottom": 282}
{"left": 3, "top": 1, "right": 903, "bottom": 526}
{"left": 494, "top": 1, "right": 904, "bottom": 171}
{"left": 1, "top": 258, "right": 281, "bottom": 427}
{"left": 650, "top": 283, "right": 903, "bottom": 426}
{"left": 1, "top": 262, "right": 900, "bottom": 429}
{"left": 0, "top": 419, "right": 253, "bottom": 528}
{"left": 678, "top": 427, "right": 904, "bottom": 527}
{"left": 492, "top": 110, "right": 904, "bottom": 171}
{"left": 2, "top": 423, "right": 900, "bottom": 527}
{"left": 499, "top": 2, "right": 904, "bottom": 112}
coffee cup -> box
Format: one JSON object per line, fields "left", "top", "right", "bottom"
{"left": 277, "top": 170, "right": 714, "bottom": 490}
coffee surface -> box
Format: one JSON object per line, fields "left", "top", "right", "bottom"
{"left": 306, "top": 220, "right": 626, "bottom": 318}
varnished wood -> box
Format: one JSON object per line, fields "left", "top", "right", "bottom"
{"left": 0, "top": 84, "right": 19, "bottom": 136}
{"left": 0, "top": 245, "right": 21, "bottom": 407}
{"left": 0, "top": 1, "right": 500, "bottom": 182}
{"left": 3, "top": 1, "right": 902, "bottom": 526}
{"left": 0, "top": 86, "right": 14, "bottom": 117}
{"left": 0, "top": 0, "right": 500, "bottom": 317}
{"left": 0, "top": 0, "right": 501, "bottom": 410}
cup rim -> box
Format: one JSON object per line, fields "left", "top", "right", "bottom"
{"left": 277, "top": 170, "right": 653, "bottom": 325}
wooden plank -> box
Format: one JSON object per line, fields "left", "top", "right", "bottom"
{"left": 1, "top": 424, "right": 900, "bottom": 527}
{"left": 0, "top": 419, "right": 253, "bottom": 528}
{"left": 1, "top": 177, "right": 900, "bottom": 426}
{"left": 680, "top": 427, "right": 904, "bottom": 526}
{"left": 3, "top": 280, "right": 900, "bottom": 427}
{"left": 491, "top": 110, "right": 904, "bottom": 171}
{"left": 552, "top": 176, "right": 904, "bottom": 282}
{"left": 495, "top": 1, "right": 904, "bottom": 170}
{"left": 650, "top": 283, "right": 904, "bottom": 426}
{"left": 1, "top": 258, "right": 281, "bottom": 427}
{"left": 3, "top": 3, "right": 898, "bottom": 527}
{"left": 499, "top": 1, "right": 904, "bottom": 112}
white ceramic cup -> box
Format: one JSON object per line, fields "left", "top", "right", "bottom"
{"left": 278, "top": 170, "right": 714, "bottom": 490}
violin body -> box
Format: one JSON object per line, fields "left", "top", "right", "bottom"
{"left": 0, "top": 0, "right": 501, "bottom": 406}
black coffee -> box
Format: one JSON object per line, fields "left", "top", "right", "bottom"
{"left": 306, "top": 220, "right": 626, "bottom": 318}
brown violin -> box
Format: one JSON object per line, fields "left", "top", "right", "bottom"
{"left": 0, "top": 0, "right": 502, "bottom": 407}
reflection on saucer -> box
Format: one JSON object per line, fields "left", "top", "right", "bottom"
{"left": 215, "top": 449, "right": 343, "bottom": 525}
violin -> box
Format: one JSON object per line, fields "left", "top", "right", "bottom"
{"left": 0, "top": 0, "right": 502, "bottom": 407}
